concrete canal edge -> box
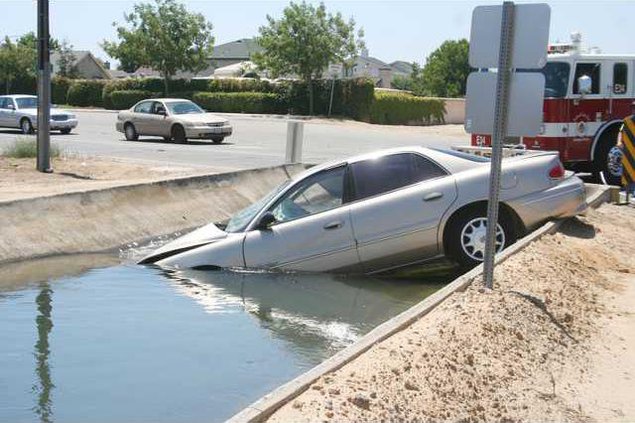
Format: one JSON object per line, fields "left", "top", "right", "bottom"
{"left": 227, "top": 184, "right": 615, "bottom": 423}
{"left": 0, "top": 164, "right": 305, "bottom": 265}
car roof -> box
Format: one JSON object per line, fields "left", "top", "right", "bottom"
{"left": 293, "top": 146, "right": 483, "bottom": 181}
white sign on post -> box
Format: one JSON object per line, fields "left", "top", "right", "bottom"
{"left": 465, "top": 72, "right": 545, "bottom": 136}
{"left": 469, "top": 3, "right": 551, "bottom": 69}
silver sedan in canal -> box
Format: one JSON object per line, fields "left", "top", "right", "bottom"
{"left": 0, "top": 95, "right": 78, "bottom": 134}
{"left": 116, "top": 98, "right": 233, "bottom": 144}
{"left": 140, "top": 146, "right": 587, "bottom": 273}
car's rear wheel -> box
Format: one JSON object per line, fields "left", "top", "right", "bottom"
{"left": 60, "top": 128, "right": 72, "bottom": 135}
{"left": 124, "top": 123, "right": 138, "bottom": 141}
{"left": 211, "top": 136, "right": 224, "bottom": 144}
{"left": 172, "top": 125, "right": 187, "bottom": 144}
{"left": 20, "top": 118, "right": 34, "bottom": 135}
{"left": 445, "top": 205, "right": 516, "bottom": 268}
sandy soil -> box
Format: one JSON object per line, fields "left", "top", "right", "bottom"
{"left": 0, "top": 155, "right": 218, "bottom": 202}
{"left": 269, "top": 204, "right": 635, "bottom": 423}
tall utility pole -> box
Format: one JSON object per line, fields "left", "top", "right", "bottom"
{"left": 37, "top": 0, "right": 52, "bottom": 173}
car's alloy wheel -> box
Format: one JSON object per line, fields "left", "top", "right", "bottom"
{"left": 459, "top": 217, "right": 505, "bottom": 263}
{"left": 124, "top": 123, "right": 138, "bottom": 141}
{"left": 21, "top": 119, "right": 34, "bottom": 135}
{"left": 446, "top": 206, "right": 516, "bottom": 268}
{"left": 60, "top": 128, "right": 72, "bottom": 135}
{"left": 211, "top": 136, "right": 224, "bottom": 144}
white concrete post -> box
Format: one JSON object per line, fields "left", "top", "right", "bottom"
{"left": 285, "top": 120, "right": 304, "bottom": 164}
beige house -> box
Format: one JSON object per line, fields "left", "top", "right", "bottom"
{"left": 51, "top": 50, "right": 112, "bottom": 79}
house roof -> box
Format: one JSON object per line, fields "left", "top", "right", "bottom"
{"left": 212, "top": 38, "right": 262, "bottom": 60}
{"left": 389, "top": 61, "right": 414, "bottom": 75}
{"left": 50, "top": 50, "right": 112, "bottom": 79}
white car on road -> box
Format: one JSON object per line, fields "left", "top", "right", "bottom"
{"left": 0, "top": 95, "right": 78, "bottom": 134}
{"left": 116, "top": 98, "right": 233, "bottom": 144}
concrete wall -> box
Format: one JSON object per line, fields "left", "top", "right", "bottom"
{"left": 0, "top": 165, "right": 304, "bottom": 264}
{"left": 442, "top": 98, "right": 465, "bottom": 124}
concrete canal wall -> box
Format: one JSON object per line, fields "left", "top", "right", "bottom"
{"left": 228, "top": 184, "right": 615, "bottom": 422}
{"left": 0, "top": 164, "right": 305, "bottom": 264}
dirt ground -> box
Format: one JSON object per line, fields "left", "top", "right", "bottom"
{"left": 269, "top": 204, "right": 635, "bottom": 423}
{"left": 0, "top": 155, "right": 218, "bottom": 202}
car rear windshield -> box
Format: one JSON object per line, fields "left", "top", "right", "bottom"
{"left": 15, "top": 97, "right": 37, "bottom": 109}
{"left": 430, "top": 148, "right": 490, "bottom": 162}
{"left": 166, "top": 101, "right": 204, "bottom": 115}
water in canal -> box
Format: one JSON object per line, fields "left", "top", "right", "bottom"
{"left": 0, "top": 253, "right": 455, "bottom": 423}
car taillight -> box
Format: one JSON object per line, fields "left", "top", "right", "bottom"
{"left": 548, "top": 162, "right": 565, "bottom": 179}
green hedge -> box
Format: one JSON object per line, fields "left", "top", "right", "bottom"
{"left": 51, "top": 76, "right": 72, "bottom": 105}
{"left": 67, "top": 80, "right": 108, "bottom": 107}
{"left": 193, "top": 92, "right": 286, "bottom": 114}
{"left": 369, "top": 92, "right": 446, "bottom": 125}
{"left": 110, "top": 90, "right": 158, "bottom": 110}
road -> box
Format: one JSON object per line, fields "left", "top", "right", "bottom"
{"left": 0, "top": 110, "right": 470, "bottom": 171}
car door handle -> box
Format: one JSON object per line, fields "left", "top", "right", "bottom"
{"left": 423, "top": 192, "right": 444, "bottom": 201}
{"left": 323, "top": 221, "right": 343, "bottom": 230}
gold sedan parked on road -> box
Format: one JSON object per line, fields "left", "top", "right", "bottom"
{"left": 116, "top": 98, "right": 233, "bottom": 144}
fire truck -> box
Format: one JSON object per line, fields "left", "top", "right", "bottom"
{"left": 471, "top": 33, "right": 635, "bottom": 185}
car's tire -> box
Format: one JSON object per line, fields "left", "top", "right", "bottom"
{"left": 60, "top": 128, "right": 72, "bottom": 135}
{"left": 163, "top": 136, "right": 171, "bottom": 142}
{"left": 171, "top": 125, "right": 187, "bottom": 144}
{"left": 124, "top": 123, "right": 138, "bottom": 141}
{"left": 211, "top": 136, "right": 224, "bottom": 144}
{"left": 445, "top": 205, "right": 517, "bottom": 268}
{"left": 593, "top": 125, "right": 622, "bottom": 186}
{"left": 20, "top": 118, "right": 34, "bottom": 135}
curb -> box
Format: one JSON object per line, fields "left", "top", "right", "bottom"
{"left": 227, "top": 184, "right": 613, "bottom": 423}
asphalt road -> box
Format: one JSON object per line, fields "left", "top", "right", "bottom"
{"left": 0, "top": 110, "right": 470, "bottom": 171}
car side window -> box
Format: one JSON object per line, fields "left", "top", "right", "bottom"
{"left": 0, "top": 98, "right": 6, "bottom": 108}
{"left": 412, "top": 154, "right": 447, "bottom": 182}
{"left": 134, "top": 101, "right": 152, "bottom": 113}
{"left": 351, "top": 153, "right": 447, "bottom": 201}
{"left": 269, "top": 166, "right": 346, "bottom": 224}
{"left": 151, "top": 101, "right": 164, "bottom": 114}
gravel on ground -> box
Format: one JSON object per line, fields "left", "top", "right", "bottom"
{"left": 0, "top": 155, "right": 217, "bottom": 202}
{"left": 269, "top": 204, "right": 635, "bottom": 423}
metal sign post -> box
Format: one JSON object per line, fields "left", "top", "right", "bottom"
{"left": 465, "top": 2, "right": 550, "bottom": 289}
{"left": 37, "top": 0, "right": 52, "bottom": 173}
{"left": 482, "top": 1, "right": 514, "bottom": 290}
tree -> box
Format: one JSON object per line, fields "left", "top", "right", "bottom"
{"left": 253, "top": 1, "right": 364, "bottom": 115}
{"left": 0, "top": 37, "right": 36, "bottom": 93}
{"left": 57, "top": 40, "right": 78, "bottom": 78}
{"left": 102, "top": 0, "right": 214, "bottom": 95}
{"left": 420, "top": 39, "right": 469, "bottom": 98}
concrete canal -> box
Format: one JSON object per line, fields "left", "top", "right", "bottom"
{"left": 0, "top": 253, "right": 456, "bottom": 423}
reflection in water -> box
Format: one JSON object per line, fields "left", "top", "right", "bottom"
{"left": 163, "top": 268, "right": 450, "bottom": 361}
{"left": 32, "top": 283, "right": 54, "bottom": 423}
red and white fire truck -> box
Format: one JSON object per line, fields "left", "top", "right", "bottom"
{"left": 471, "top": 34, "right": 635, "bottom": 185}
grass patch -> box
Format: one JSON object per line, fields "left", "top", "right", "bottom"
{"left": 2, "top": 138, "right": 61, "bottom": 158}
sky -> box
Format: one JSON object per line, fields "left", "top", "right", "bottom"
{"left": 2, "top": 0, "right": 633, "bottom": 66}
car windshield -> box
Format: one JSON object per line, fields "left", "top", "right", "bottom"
{"left": 165, "top": 101, "right": 204, "bottom": 115}
{"left": 225, "top": 181, "right": 290, "bottom": 233}
{"left": 15, "top": 97, "right": 37, "bottom": 109}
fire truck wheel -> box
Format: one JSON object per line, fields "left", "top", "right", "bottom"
{"left": 593, "top": 126, "right": 622, "bottom": 186}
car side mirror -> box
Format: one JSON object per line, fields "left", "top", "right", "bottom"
{"left": 255, "top": 212, "right": 276, "bottom": 230}
{"left": 156, "top": 108, "right": 167, "bottom": 116}
{"left": 577, "top": 75, "right": 592, "bottom": 96}
{"left": 7, "top": 104, "right": 15, "bottom": 110}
